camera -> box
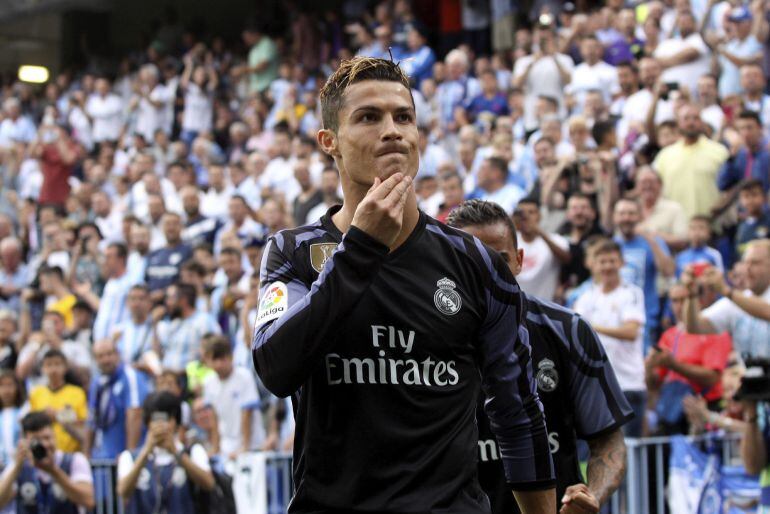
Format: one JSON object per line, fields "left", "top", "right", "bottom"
{"left": 734, "top": 357, "right": 770, "bottom": 402}
{"left": 29, "top": 440, "right": 47, "bottom": 460}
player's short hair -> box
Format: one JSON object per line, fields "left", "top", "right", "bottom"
{"left": 174, "top": 282, "right": 198, "bottom": 307}
{"left": 107, "top": 242, "right": 128, "bottom": 260}
{"left": 39, "top": 265, "right": 64, "bottom": 282}
{"left": 446, "top": 200, "right": 518, "bottom": 250}
{"left": 320, "top": 56, "right": 413, "bottom": 132}
{"left": 740, "top": 178, "right": 765, "bottom": 195}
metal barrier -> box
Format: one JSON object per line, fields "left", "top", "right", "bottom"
{"left": 609, "top": 432, "right": 744, "bottom": 514}
{"left": 87, "top": 433, "right": 748, "bottom": 514}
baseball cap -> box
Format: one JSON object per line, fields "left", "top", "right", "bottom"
{"left": 728, "top": 6, "right": 752, "bottom": 22}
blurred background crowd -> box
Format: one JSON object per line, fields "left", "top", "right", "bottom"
{"left": 0, "top": 0, "right": 769, "bottom": 491}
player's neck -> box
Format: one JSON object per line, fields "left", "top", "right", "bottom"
{"left": 333, "top": 190, "right": 420, "bottom": 251}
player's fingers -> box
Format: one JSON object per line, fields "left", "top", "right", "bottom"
{"left": 368, "top": 173, "right": 404, "bottom": 201}
{"left": 566, "top": 491, "right": 599, "bottom": 512}
{"left": 385, "top": 175, "right": 412, "bottom": 209}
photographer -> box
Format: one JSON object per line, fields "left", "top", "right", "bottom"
{"left": 739, "top": 370, "right": 770, "bottom": 512}
{"left": 117, "top": 391, "right": 214, "bottom": 513}
{"left": 0, "top": 411, "right": 94, "bottom": 513}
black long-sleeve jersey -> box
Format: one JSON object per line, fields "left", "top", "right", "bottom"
{"left": 252, "top": 206, "right": 555, "bottom": 513}
{"left": 477, "top": 294, "right": 634, "bottom": 513}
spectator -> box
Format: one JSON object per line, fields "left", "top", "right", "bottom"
{"left": 645, "top": 284, "right": 732, "bottom": 435}
{"left": 214, "top": 196, "right": 264, "bottom": 255}
{"left": 292, "top": 159, "right": 322, "bottom": 227}
{"left": 305, "top": 167, "right": 342, "bottom": 224}
{"left": 0, "top": 371, "right": 27, "bottom": 466}
{"left": 739, "top": 63, "right": 770, "bottom": 135}
{"left": 613, "top": 198, "right": 675, "bottom": 349}
{"left": 129, "top": 64, "right": 172, "bottom": 143}
{"left": 619, "top": 57, "right": 667, "bottom": 142}
{"left": 210, "top": 247, "right": 248, "bottom": 342}
{"left": 735, "top": 179, "right": 770, "bottom": 256}
{"left": 117, "top": 391, "right": 214, "bottom": 512}
{"left": 435, "top": 49, "right": 481, "bottom": 129}
{"left": 696, "top": 74, "right": 724, "bottom": 135}
{"left": 145, "top": 213, "right": 193, "bottom": 301}
{"left": 38, "top": 265, "right": 76, "bottom": 329}
{"left": 0, "top": 411, "right": 94, "bottom": 513}
{"left": 568, "top": 35, "right": 618, "bottom": 109}
{"left": 416, "top": 126, "right": 453, "bottom": 179}
{"left": 28, "top": 350, "right": 87, "bottom": 453}
{"left": 653, "top": 10, "right": 711, "bottom": 96}
{"left": 30, "top": 121, "right": 81, "bottom": 209}
{"left": 471, "top": 157, "right": 526, "bottom": 214}
{"left": 152, "top": 283, "right": 220, "bottom": 374}
{"left": 85, "top": 77, "right": 124, "bottom": 145}
{"left": 397, "top": 26, "right": 436, "bottom": 86}
{"left": 685, "top": 240, "right": 770, "bottom": 358}
{"left": 16, "top": 311, "right": 92, "bottom": 388}
{"left": 739, "top": 397, "right": 770, "bottom": 512}
{"left": 85, "top": 243, "right": 137, "bottom": 342}
{"left": 0, "top": 237, "right": 28, "bottom": 313}
{"left": 179, "top": 53, "right": 217, "bottom": 146}
{"left": 558, "top": 193, "right": 606, "bottom": 292}
{"left": 653, "top": 103, "right": 729, "bottom": 218}
{"left": 674, "top": 215, "right": 724, "bottom": 278}
{"left": 574, "top": 239, "right": 646, "bottom": 437}
{"left": 0, "top": 312, "right": 18, "bottom": 371}
{"left": 181, "top": 186, "right": 220, "bottom": 248}
{"left": 462, "top": 69, "right": 510, "bottom": 124}
{"left": 201, "top": 337, "right": 262, "bottom": 459}
{"left": 435, "top": 172, "right": 465, "bottom": 223}
{"left": 235, "top": 23, "right": 278, "bottom": 96}
{"left": 513, "top": 198, "right": 570, "bottom": 301}
{"left": 0, "top": 98, "right": 36, "bottom": 147}
{"left": 187, "top": 398, "right": 220, "bottom": 457}
{"left": 635, "top": 167, "right": 689, "bottom": 252}
{"left": 711, "top": 6, "right": 763, "bottom": 98}
{"left": 85, "top": 339, "right": 148, "bottom": 460}
{"left": 513, "top": 19, "right": 574, "bottom": 132}
{"left": 718, "top": 110, "right": 770, "bottom": 193}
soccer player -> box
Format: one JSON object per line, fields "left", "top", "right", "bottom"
{"left": 448, "top": 200, "right": 632, "bottom": 514}
{"left": 252, "top": 57, "right": 556, "bottom": 513}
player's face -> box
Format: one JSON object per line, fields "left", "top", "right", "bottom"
{"left": 320, "top": 80, "right": 419, "bottom": 189}
{"left": 462, "top": 222, "right": 523, "bottom": 276}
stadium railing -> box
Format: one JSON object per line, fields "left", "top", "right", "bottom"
{"left": 88, "top": 432, "right": 745, "bottom": 514}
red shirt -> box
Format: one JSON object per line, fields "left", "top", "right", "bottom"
{"left": 656, "top": 326, "right": 732, "bottom": 402}
{"left": 39, "top": 142, "right": 78, "bottom": 207}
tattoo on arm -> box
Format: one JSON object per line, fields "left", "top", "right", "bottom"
{"left": 587, "top": 428, "right": 627, "bottom": 505}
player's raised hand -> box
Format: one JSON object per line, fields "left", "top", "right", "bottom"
{"left": 351, "top": 172, "right": 413, "bottom": 248}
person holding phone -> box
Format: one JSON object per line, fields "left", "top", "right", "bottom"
{"left": 116, "top": 391, "right": 214, "bottom": 513}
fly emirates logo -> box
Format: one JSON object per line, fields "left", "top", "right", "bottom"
{"left": 325, "top": 325, "right": 459, "bottom": 386}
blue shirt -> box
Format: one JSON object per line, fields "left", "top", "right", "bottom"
{"left": 435, "top": 76, "right": 481, "bottom": 125}
{"left": 717, "top": 144, "right": 770, "bottom": 192}
{"left": 114, "top": 319, "right": 153, "bottom": 365}
{"left": 89, "top": 366, "right": 149, "bottom": 459}
{"left": 615, "top": 235, "right": 671, "bottom": 327}
{"left": 463, "top": 93, "right": 510, "bottom": 121}
{"left": 736, "top": 211, "right": 770, "bottom": 255}
{"left": 674, "top": 246, "right": 724, "bottom": 279}
{"left": 719, "top": 36, "right": 763, "bottom": 97}
{"left": 144, "top": 243, "right": 193, "bottom": 292}
{"left": 157, "top": 312, "right": 221, "bottom": 372}
{"left": 397, "top": 45, "right": 436, "bottom": 86}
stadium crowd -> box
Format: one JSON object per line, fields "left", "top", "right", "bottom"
{"left": 0, "top": 0, "right": 770, "bottom": 510}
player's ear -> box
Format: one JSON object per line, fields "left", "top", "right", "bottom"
{"left": 514, "top": 249, "right": 524, "bottom": 275}
{"left": 317, "top": 129, "right": 340, "bottom": 158}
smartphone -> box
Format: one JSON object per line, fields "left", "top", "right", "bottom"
{"left": 151, "top": 412, "right": 169, "bottom": 423}
{"left": 664, "top": 82, "right": 679, "bottom": 92}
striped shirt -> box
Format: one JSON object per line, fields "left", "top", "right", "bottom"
{"left": 0, "top": 405, "right": 25, "bottom": 467}
{"left": 93, "top": 272, "right": 140, "bottom": 342}
{"left": 112, "top": 319, "right": 153, "bottom": 365}
{"left": 157, "top": 312, "right": 221, "bottom": 372}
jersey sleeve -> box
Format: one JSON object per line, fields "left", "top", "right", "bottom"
{"left": 476, "top": 246, "right": 555, "bottom": 490}
{"left": 252, "top": 227, "right": 390, "bottom": 397}
{"left": 569, "top": 317, "right": 635, "bottom": 439}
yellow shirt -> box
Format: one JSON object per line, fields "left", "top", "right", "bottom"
{"left": 29, "top": 384, "right": 87, "bottom": 452}
{"left": 653, "top": 136, "right": 729, "bottom": 218}
{"left": 48, "top": 294, "right": 77, "bottom": 329}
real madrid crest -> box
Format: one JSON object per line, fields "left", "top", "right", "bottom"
{"left": 434, "top": 277, "right": 462, "bottom": 316}
{"left": 310, "top": 243, "right": 339, "bottom": 273}
{"left": 536, "top": 358, "right": 559, "bottom": 393}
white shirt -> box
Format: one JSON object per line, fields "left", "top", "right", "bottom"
{"left": 259, "top": 156, "right": 299, "bottom": 203}
{"left": 702, "top": 286, "right": 770, "bottom": 359}
{"left": 618, "top": 89, "right": 674, "bottom": 142}
{"left": 568, "top": 60, "right": 618, "bottom": 106}
{"left": 135, "top": 85, "right": 172, "bottom": 142}
{"left": 93, "top": 271, "right": 140, "bottom": 342}
{"left": 418, "top": 144, "right": 453, "bottom": 179}
{"left": 513, "top": 53, "right": 574, "bottom": 130}
{"left": 654, "top": 33, "right": 711, "bottom": 96}
{"left": 200, "top": 185, "right": 234, "bottom": 221}
{"left": 480, "top": 184, "right": 526, "bottom": 214}
{"left": 573, "top": 282, "right": 646, "bottom": 391}
{"left": 701, "top": 104, "right": 725, "bottom": 135}
{"left": 516, "top": 232, "right": 569, "bottom": 301}
{"left": 86, "top": 93, "right": 124, "bottom": 142}
{"left": 182, "top": 83, "right": 213, "bottom": 134}
{"left": 202, "top": 367, "right": 264, "bottom": 456}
